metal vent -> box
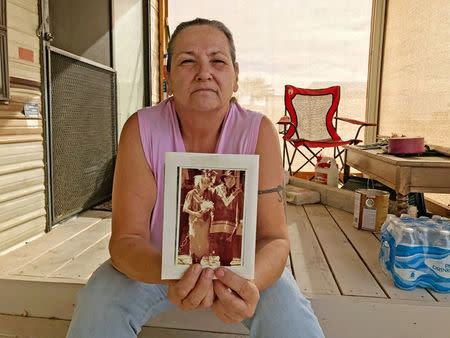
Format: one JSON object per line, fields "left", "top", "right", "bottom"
{"left": 50, "top": 51, "right": 117, "bottom": 223}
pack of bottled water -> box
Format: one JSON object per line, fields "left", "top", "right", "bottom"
{"left": 379, "top": 214, "right": 450, "bottom": 293}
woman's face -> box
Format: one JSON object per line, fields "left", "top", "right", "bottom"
{"left": 198, "top": 178, "right": 209, "bottom": 192}
{"left": 165, "top": 25, "right": 239, "bottom": 115}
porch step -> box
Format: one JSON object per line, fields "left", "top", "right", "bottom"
{"left": 0, "top": 278, "right": 249, "bottom": 337}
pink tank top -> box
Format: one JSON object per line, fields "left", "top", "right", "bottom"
{"left": 138, "top": 98, "right": 263, "bottom": 251}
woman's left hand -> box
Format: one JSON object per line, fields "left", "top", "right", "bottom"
{"left": 211, "top": 268, "right": 260, "bottom": 323}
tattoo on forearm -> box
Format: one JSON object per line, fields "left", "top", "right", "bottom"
{"left": 258, "top": 185, "right": 285, "bottom": 203}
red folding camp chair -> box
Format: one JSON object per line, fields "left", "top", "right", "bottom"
{"left": 277, "top": 85, "right": 376, "bottom": 175}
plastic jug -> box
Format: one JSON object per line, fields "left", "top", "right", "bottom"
{"left": 314, "top": 156, "right": 338, "bottom": 187}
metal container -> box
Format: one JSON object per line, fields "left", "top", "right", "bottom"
{"left": 353, "top": 189, "right": 390, "bottom": 232}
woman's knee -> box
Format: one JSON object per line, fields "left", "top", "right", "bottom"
{"left": 259, "top": 268, "right": 302, "bottom": 303}
{"left": 245, "top": 268, "right": 324, "bottom": 337}
{"left": 76, "top": 261, "right": 123, "bottom": 312}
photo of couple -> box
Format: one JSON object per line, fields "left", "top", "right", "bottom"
{"left": 177, "top": 168, "right": 245, "bottom": 267}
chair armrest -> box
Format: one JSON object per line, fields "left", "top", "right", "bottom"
{"left": 277, "top": 116, "right": 291, "bottom": 124}
{"left": 277, "top": 116, "right": 297, "bottom": 136}
{"left": 335, "top": 116, "right": 377, "bottom": 126}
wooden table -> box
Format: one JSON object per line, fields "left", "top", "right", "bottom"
{"left": 343, "top": 145, "right": 450, "bottom": 215}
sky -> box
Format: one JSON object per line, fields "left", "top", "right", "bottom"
{"left": 168, "top": 0, "right": 373, "bottom": 95}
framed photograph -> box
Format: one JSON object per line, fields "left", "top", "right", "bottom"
{"left": 162, "top": 152, "right": 259, "bottom": 280}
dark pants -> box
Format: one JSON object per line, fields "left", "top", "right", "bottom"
{"left": 209, "top": 232, "right": 242, "bottom": 266}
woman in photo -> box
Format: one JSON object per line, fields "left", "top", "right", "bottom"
{"left": 183, "top": 175, "right": 214, "bottom": 264}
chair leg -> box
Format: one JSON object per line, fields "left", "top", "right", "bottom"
{"left": 334, "top": 147, "right": 346, "bottom": 168}
{"left": 343, "top": 149, "right": 350, "bottom": 183}
{"left": 291, "top": 148, "right": 308, "bottom": 175}
{"left": 293, "top": 147, "right": 321, "bottom": 175}
{"left": 286, "top": 147, "right": 299, "bottom": 176}
{"left": 282, "top": 140, "right": 291, "bottom": 175}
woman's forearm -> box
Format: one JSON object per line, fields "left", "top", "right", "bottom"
{"left": 184, "top": 208, "right": 202, "bottom": 218}
{"left": 253, "top": 237, "right": 290, "bottom": 291}
{"left": 109, "top": 237, "right": 168, "bottom": 285}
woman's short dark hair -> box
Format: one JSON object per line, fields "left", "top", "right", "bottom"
{"left": 166, "top": 18, "right": 236, "bottom": 72}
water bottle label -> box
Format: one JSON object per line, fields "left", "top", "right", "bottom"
{"left": 425, "top": 257, "right": 450, "bottom": 278}
{"left": 393, "top": 266, "right": 427, "bottom": 282}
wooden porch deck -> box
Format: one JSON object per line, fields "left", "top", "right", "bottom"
{"left": 0, "top": 204, "right": 449, "bottom": 337}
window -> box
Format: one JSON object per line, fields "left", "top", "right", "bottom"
{"left": 0, "top": 0, "right": 9, "bottom": 101}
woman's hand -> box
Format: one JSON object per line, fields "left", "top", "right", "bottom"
{"left": 211, "top": 268, "right": 260, "bottom": 323}
{"left": 167, "top": 264, "right": 214, "bottom": 311}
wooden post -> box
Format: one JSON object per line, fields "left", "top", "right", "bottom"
{"left": 158, "top": 0, "right": 168, "bottom": 102}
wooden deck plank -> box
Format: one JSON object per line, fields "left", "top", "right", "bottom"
{"left": 145, "top": 307, "right": 248, "bottom": 335}
{"left": 0, "top": 279, "right": 82, "bottom": 319}
{"left": 12, "top": 218, "right": 111, "bottom": 277}
{"left": 0, "top": 210, "right": 109, "bottom": 274}
{"left": 286, "top": 204, "right": 340, "bottom": 296}
{"left": 0, "top": 278, "right": 248, "bottom": 336}
{"left": 303, "top": 204, "right": 386, "bottom": 298}
{"left": 49, "top": 234, "right": 111, "bottom": 280}
{"left": 140, "top": 327, "right": 248, "bottom": 337}
{"left": 310, "top": 295, "right": 450, "bottom": 338}
{"left": 326, "top": 206, "right": 435, "bottom": 302}
{"left": 0, "top": 314, "right": 70, "bottom": 338}
{"left": 432, "top": 293, "right": 450, "bottom": 303}
{"left": 0, "top": 314, "right": 248, "bottom": 338}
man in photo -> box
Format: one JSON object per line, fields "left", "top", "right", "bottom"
{"left": 209, "top": 170, "right": 243, "bottom": 266}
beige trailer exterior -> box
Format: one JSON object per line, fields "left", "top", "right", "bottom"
{"left": 0, "top": 0, "right": 162, "bottom": 253}
{"left": 0, "top": 0, "right": 45, "bottom": 252}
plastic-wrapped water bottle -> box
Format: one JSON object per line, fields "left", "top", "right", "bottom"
{"left": 398, "top": 227, "right": 415, "bottom": 246}
{"left": 379, "top": 214, "right": 450, "bottom": 293}
{"left": 434, "top": 229, "right": 450, "bottom": 249}
{"left": 416, "top": 225, "right": 431, "bottom": 246}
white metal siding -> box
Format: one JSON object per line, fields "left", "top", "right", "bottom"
{"left": 0, "top": 0, "right": 45, "bottom": 252}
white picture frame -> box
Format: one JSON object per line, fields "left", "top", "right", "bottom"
{"left": 162, "top": 152, "right": 259, "bottom": 280}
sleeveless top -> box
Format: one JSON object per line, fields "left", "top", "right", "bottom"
{"left": 137, "top": 98, "right": 263, "bottom": 252}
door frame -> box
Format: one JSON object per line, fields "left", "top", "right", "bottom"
{"left": 38, "top": 0, "right": 53, "bottom": 231}
{"left": 39, "top": 0, "right": 153, "bottom": 230}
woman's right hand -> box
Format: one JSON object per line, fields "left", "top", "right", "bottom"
{"left": 167, "top": 264, "right": 215, "bottom": 311}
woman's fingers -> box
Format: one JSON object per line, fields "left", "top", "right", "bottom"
{"left": 199, "top": 276, "right": 215, "bottom": 309}
{"left": 174, "top": 264, "right": 202, "bottom": 298}
{"left": 211, "top": 296, "right": 236, "bottom": 323}
{"left": 167, "top": 264, "right": 202, "bottom": 308}
{"left": 212, "top": 268, "right": 260, "bottom": 321}
{"left": 181, "top": 268, "right": 214, "bottom": 310}
{"left": 213, "top": 280, "right": 246, "bottom": 321}
{"left": 215, "top": 268, "right": 259, "bottom": 304}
